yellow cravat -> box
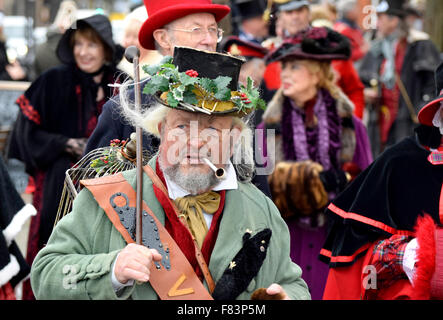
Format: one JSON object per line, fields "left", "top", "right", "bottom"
{"left": 174, "top": 191, "right": 221, "bottom": 248}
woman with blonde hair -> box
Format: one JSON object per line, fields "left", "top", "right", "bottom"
{"left": 257, "top": 26, "right": 373, "bottom": 299}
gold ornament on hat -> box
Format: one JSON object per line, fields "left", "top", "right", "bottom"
{"left": 229, "top": 44, "right": 242, "bottom": 56}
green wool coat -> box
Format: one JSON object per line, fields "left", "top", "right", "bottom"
{"left": 30, "top": 157, "right": 311, "bottom": 300}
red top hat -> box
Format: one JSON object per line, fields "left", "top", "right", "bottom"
{"left": 139, "top": 0, "right": 230, "bottom": 50}
{"left": 418, "top": 62, "right": 443, "bottom": 127}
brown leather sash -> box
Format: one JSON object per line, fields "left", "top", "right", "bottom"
{"left": 81, "top": 173, "right": 213, "bottom": 300}
{"left": 142, "top": 165, "right": 216, "bottom": 293}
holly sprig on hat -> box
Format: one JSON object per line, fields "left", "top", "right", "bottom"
{"left": 142, "top": 56, "right": 265, "bottom": 113}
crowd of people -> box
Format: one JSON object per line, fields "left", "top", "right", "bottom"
{"left": 0, "top": 0, "right": 442, "bottom": 301}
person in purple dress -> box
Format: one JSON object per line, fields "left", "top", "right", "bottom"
{"left": 256, "top": 26, "right": 373, "bottom": 299}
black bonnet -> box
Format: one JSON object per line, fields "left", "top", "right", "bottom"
{"left": 56, "top": 14, "right": 116, "bottom": 65}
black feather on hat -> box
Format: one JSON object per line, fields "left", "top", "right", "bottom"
{"left": 265, "top": 27, "right": 351, "bottom": 64}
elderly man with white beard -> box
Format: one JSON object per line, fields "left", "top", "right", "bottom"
{"left": 29, "top": 46, "right": 310, "bottom": 300}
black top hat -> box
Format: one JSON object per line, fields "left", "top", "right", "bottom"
{"left": 418, "top": 62, "right": 443, "bottom": 126}
{"left": 142, "top": 46, "right": 266, "bottom": 116}
{"left": 265, "top": 27, "right": 351, "bottom": 64}
{"left": 376, "top": 0, "right": 407, "bottom": 18}
{"left": 235, "top": 0, "right": 267, "bottom": 20}
{"left": 174, "top": 46, "right": 243, "bottom": 91}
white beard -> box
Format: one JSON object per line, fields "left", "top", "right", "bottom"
{"left": 158, "top": 155, "right": 219, "bottom": 195}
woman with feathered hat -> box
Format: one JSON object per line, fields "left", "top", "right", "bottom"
{"left": 257, "top": 26, "right": 373, "bottom": 299}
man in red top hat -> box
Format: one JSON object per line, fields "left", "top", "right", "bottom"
{"left": 138, "top": 0, "right": 229, "bottom": 53}
{"left": 85, "top": 0, "right": 229, "bottom": 154}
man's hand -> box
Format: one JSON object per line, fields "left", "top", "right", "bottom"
{"left": 114, "top": 243, "right": 162, "bottom": 284}
{"left": 265, "top": 283, "right": 290, "bottom": 300}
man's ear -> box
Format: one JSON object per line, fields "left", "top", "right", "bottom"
{"left": 157, "top": 121, "right": 164, "bottom": 138}
{"left": 153, "top": 29, "right": 172, "bottom": 54}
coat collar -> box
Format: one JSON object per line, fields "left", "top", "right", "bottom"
{"left": 262, "top": 88, "right": 354, "bottom": 126}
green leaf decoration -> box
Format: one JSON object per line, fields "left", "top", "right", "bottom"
{"left": 161, "top": 63, "right": 176, "bottom": 69}
{"left": 167, "top": 91, "right": 179, "bottom": 108}
{"left": 171, "top": 84, "right": 185, "bottom": 101}
{"left": 214, "top": 87, "right": 231, "bottom": 101}
{"left": 143, "top": 74, "right": 169, "bottom": 95}
{"left": 200, "top": 78, "right": 217, "bottom": 94}
{"left": 247, "top": 77, "right": 253, "bottom": 92}
{"left": 214, "top": 76, "right": 231, "bottom": 90}
{"left": 179, "top": 72, "right": 199, "bottom": 87}
{"left": 183, "top": 88, "right": 199, "bottom": 105}
{"left": 143, "top": 64, "right": 160, "bottom": 76}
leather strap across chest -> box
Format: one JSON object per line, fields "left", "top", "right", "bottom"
{"left": 142, "top": 165, "right": 216, "bottom": 294}
{"left": 81, "top": 173, "right": 213, "bottom": 300}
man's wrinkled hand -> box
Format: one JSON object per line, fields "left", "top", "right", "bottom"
{"left": 114, "top": 243, "right": 162, "bottom": 284}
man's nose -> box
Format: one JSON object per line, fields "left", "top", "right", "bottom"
{"left": 188, "top": 131, "right": 205, "bottom": 149}
{"left": 200, "top": 30, "right": 217, "bottom": 48}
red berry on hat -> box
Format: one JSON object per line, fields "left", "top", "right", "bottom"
{"left": 185, "top": 69, "right": 198, "bottom": 77}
